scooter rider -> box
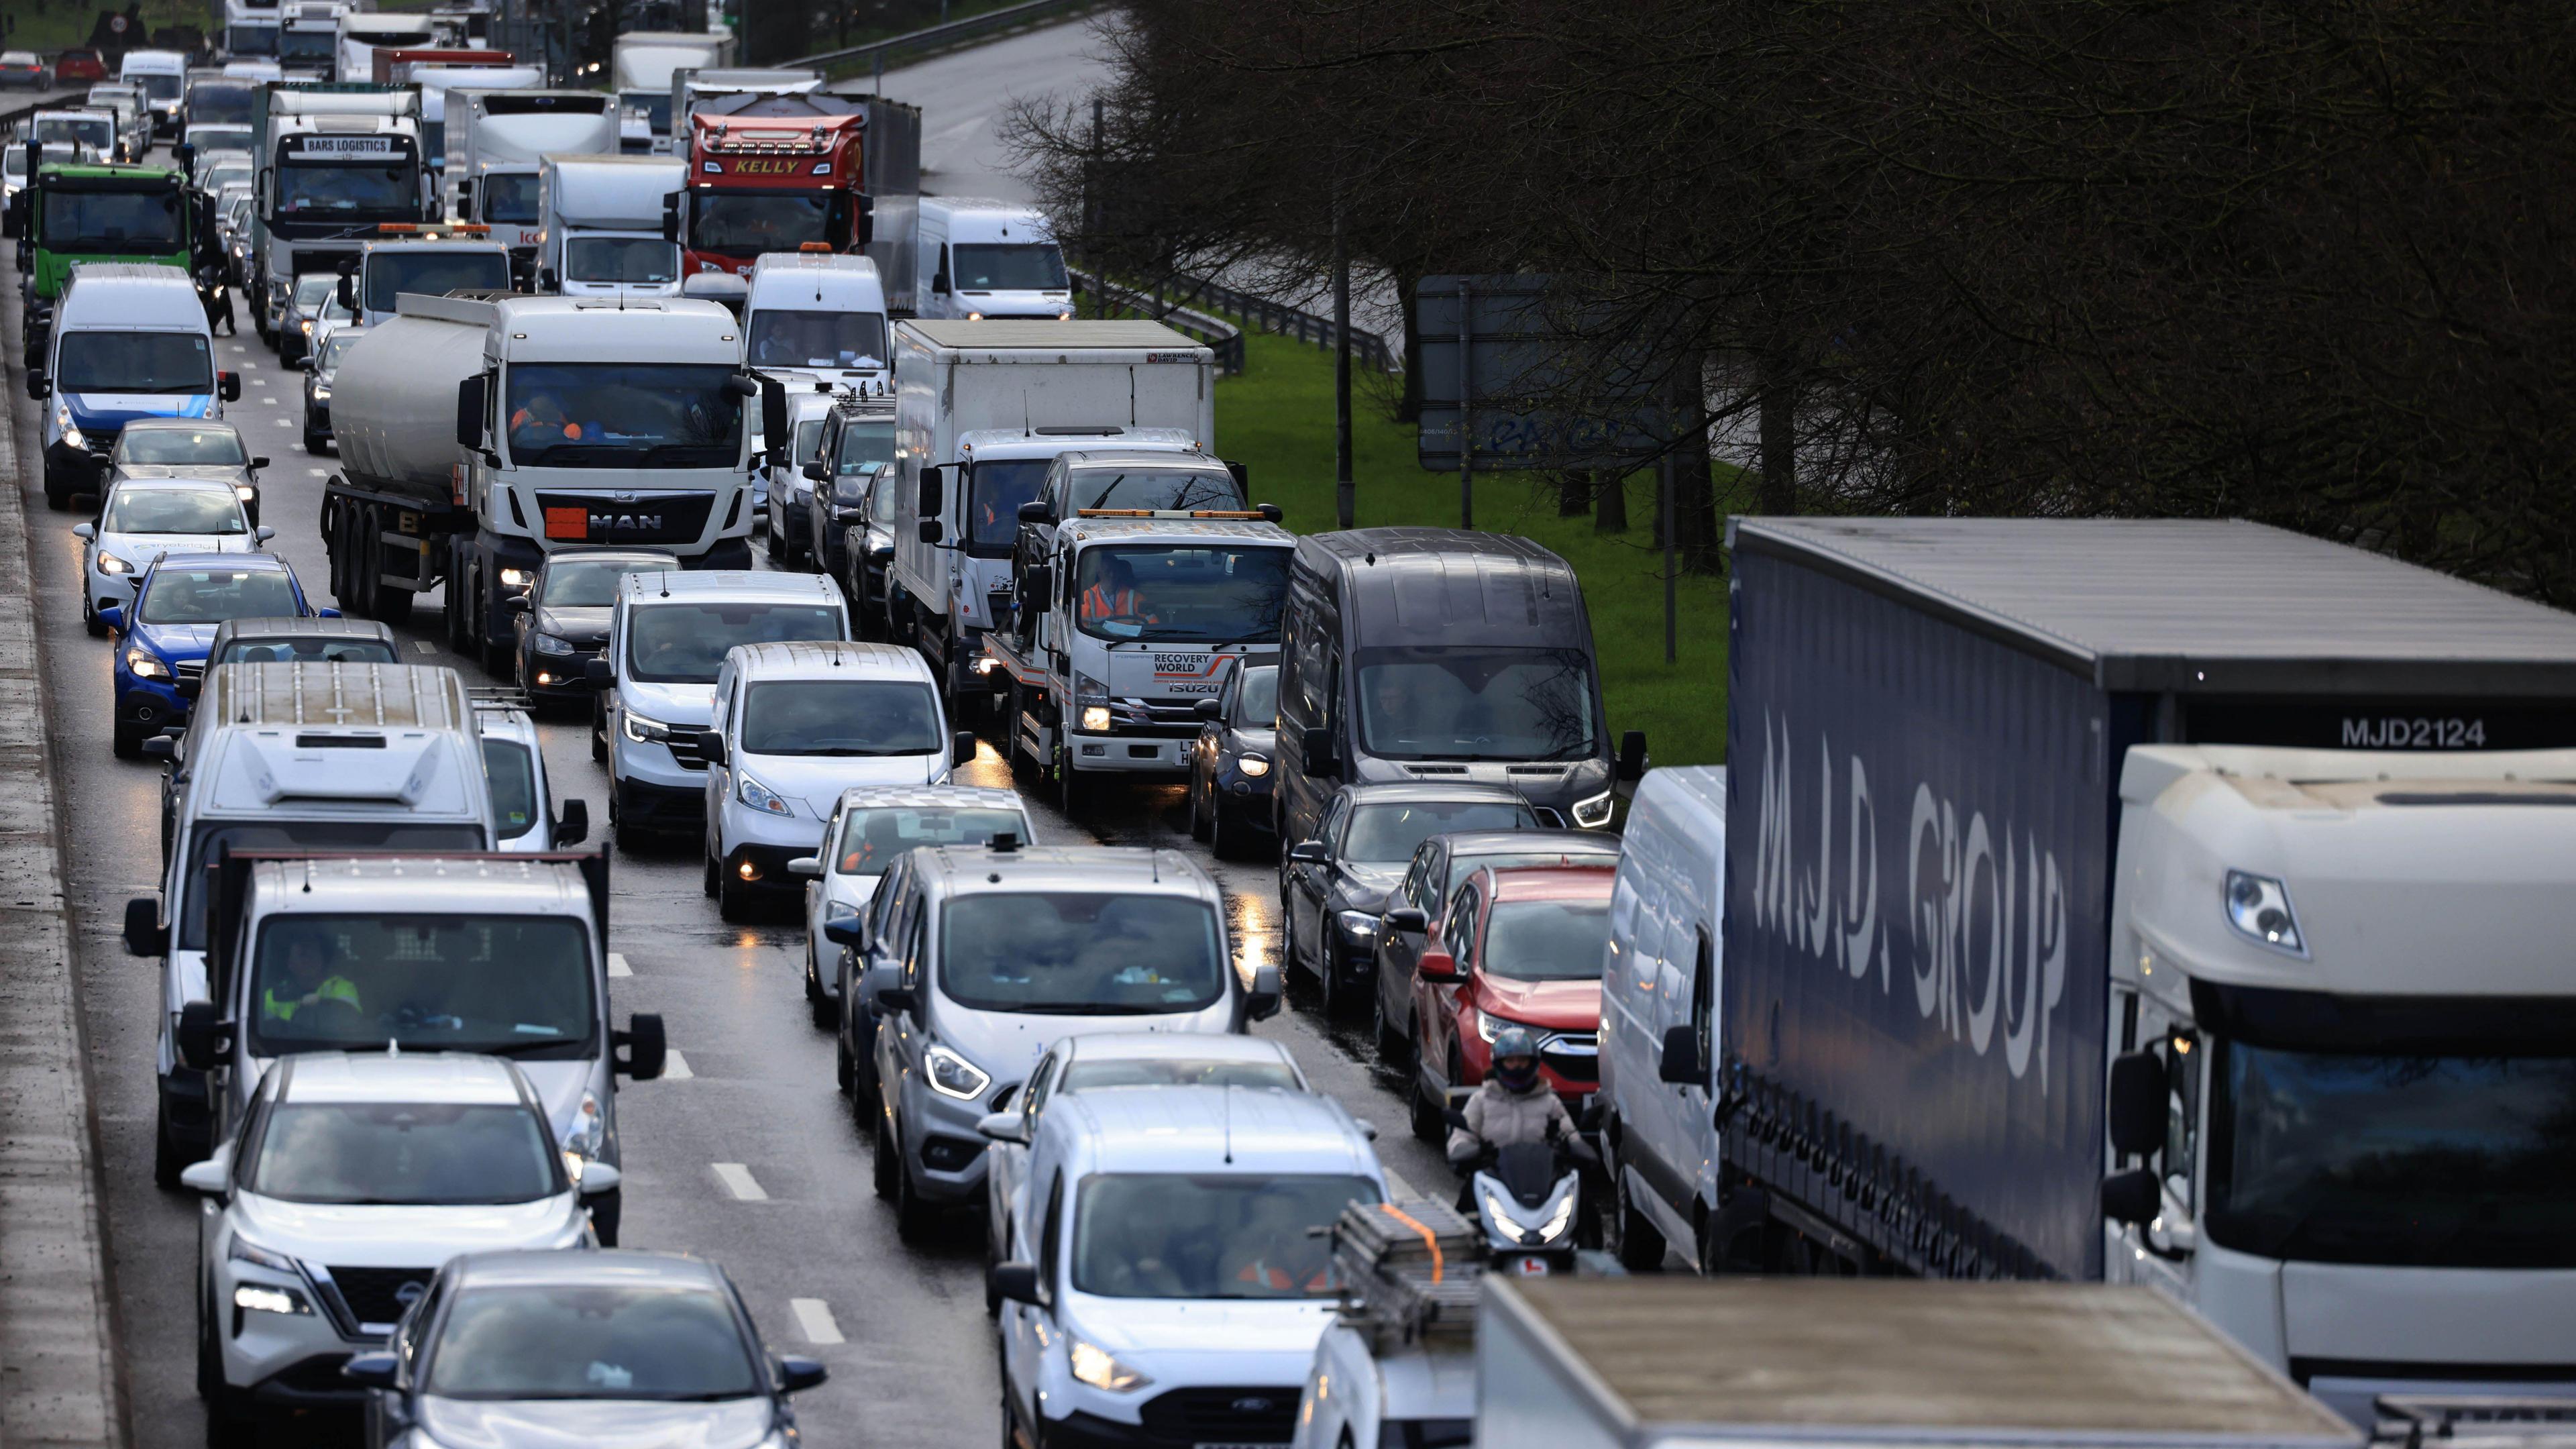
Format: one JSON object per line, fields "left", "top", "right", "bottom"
{"left": 1447, "top": 1026, "right": 1575, "bottom": 1183}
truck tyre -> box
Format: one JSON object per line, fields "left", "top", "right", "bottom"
{"left": 1055, "top": 747, "right": 1086, "bottom": 816}
{"left": 1611, "top": 1158, "right": 1669, "bottom": 1272}
{"left": 370, "top": 519, "right": 413, "bottom": 627}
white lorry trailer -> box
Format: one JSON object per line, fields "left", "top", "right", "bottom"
{"left": 323, "top": 290, "right": 784, "bottom": 667}
{"left": 886, "top": 319, "right": 1216, "bottom": 704}
{"left": 334, "top": 13, "right": 438, "bottom": 86}
{"left": 441, "top": 90, "right": 616, "bottom": 266}
{"left": 248, "top": 83, "right": 429, "bottom": 343}
{"left": 612, "top": 30, "right": 737, "bottom": 155}
{"left": 535, "top": 154, "right": 686, "bottom": 299}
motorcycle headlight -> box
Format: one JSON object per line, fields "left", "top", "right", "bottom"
{"left": 738, "top": 772, "right": 792, "bottom": 816}
{"left": 622, "top": 709, "right": 672, "bottom": 744}
{"left": 533, "top": 633, "right": 576, "bottom": 656}
{"left": 1067, "top": 1333, "right": 1150, "bottom": 1393}
{"left": 924, "top": 1044, "right": 991, "bottom": 1101}
{"left": 1336, "top": 909, "right": 1381, "bottom": 941}
{"left": 1236, "top": 753, "right": 1270, "bottom": 778}
{"left": 124, "top": 646, "right": 171, "bottom": 680}
{"left": 1540, "top": 1188, "right": 1578, "bottom": 1241}
{"left": 1571, "top": 788, "right": 1615, "bottom": 828}
{"left": 1479, "top": 1189, "right": 1517, "bottom": 1235}
{"left": 97, "top": 553, "right": 133, "bottom": 576}
{"left": 227, "top": 1234, "right": 299, "bottom": 1275}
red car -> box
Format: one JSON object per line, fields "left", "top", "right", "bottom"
{"left": 1407, "top": 863, "right": 1617, "bottom": 1140}
{"left": 51, "top": 49, "right": 107, "bottom": 85}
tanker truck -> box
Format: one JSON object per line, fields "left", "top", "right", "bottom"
{"left": 321, "top": 290, "right": 786, "bottom": 676}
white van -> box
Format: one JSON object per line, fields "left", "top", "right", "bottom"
{"left": 35, "top": 264, "right": 239, "bottom": 510}
{"left": 118, "top": 48, "right": 189, "bottom": 138}
{"left": 743, "top": 252, "right": 891, "bottom": 393}
{"left": 916, "top": 197, "right": 1070, "bottom": 321}
{"left": 1595, "top": 765, "right": 1725, "bottom": 1273}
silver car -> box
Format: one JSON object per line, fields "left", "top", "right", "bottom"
{"left": 794, "top": 784, "right": 1034, "bottom": 1030}
{"left": 101, "top": 418, "right": 266, "bottom": 527}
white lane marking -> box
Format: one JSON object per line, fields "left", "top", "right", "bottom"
{"left": 273, "top": 418, "right": 292, "bottom": 427}
{"left": 307, "top": 468, "right": 327, "bottom": 478}
{"left": 712, "top": 1162, "right": 764, "bottom": 1200}
{"left": 412, "top": 639, "right": 437, "bottom": 655}
{"left": 1385, "top": 1165, "right": 1421, "bottom": 1201}
{"left": 606, "top": 951, "right": 632, "bottom": 977}
{"left": 661, "top": 1050, "right": 693, "bottom": 1080}
{"left": 790, "top": 1298, "right": 844, "bottom": 1345}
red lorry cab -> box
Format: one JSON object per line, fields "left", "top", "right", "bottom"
{"left": 682, "top": 91, "right": 871, "bottom": 280}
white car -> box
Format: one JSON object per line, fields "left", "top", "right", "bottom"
{"left": 474, "top": 698, "right": 590, "bottom": 853}
{"left": 792, "top": 784, "right": 1032, "bottom": 1027}
{"left": 182, "top": 1052, "right": 612, "bottom": 1446}
{"left": 72, "top": 479, "right": 270, "bottom": 636}
{"left": 994, "top": 1085, "right": 1387, "bottom": 1449}
{"left": 699, "top": 639, "right": 974, "bottom": 922}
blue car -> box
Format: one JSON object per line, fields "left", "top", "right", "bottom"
{"left": 99, "top": 551, "right": 329, "bottom": 757}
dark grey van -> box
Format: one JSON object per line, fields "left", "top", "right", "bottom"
{"left": 1273, "top": 528, "right": 1644, "bottom": 849}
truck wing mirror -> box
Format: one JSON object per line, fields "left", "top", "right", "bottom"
{"left": 614, "top": 1013, "right": 667, "bottom": 1079}
{"left": 759, "top": 376, "right": 788, "bottom": 453}
{"left": 916, "top": 465, "right": 944, "bottom": 516}
{"left": 174, "top": 1000, "right": 232, "bottom": 1071}
{"left": 930, "top": 272, "right": 950, "bottom": 297}
{"left": 553, "top": 798, "right": 588, "bottom": 847}
{"left": 659, "top": 192, "right": 678, "bottom": 243}
{"left": 1024, "top": 565, "right": 1050, "bottom": 602}
{"left": 1016, "top": 499, "right": 1051, "bottom": 525}
{"left": 2100, "top": 1167, "right": 2159, "bottom": 1227}
{"left": 1617, "top": 729, "right": 1650, "bottom": 782}
{"left": 123, "top": 896, "right": 165, "bottom": 957}
{"left": 1226, "top": 460, "right": 1248, "bottom": 492}
{"left": 916, "top": 518, "right": 943, "bottom": 544}
{"left": 951, "top": 729, "right": 979, "bottom": 765}
{"left": 455, "top": 376, "right": 485, "bottom": 449}
{"left": 1658, "top": 1024, "right": 1707, "bottom": 1085}
{"left": 1299, "top": 726, "right": 1338, "bottom": 777}
{"left": 2106, "top": 1050, "right": 2165, "bottom": 1159}
{"left": 335, "top": 273, "right": 352, "bottom": 310}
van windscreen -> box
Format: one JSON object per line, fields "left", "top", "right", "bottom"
{"left": 244, "top": 913, "right": 595, "bottom": 1058}
{"left": 940, "top": 893, "right": 1224, "bottom": 1014}
{"left": 624, "top": 602, "right": 843, "bottom": 683}
{"left": 1354, "top": 647, "right": 1599, "bottom": 762}
{"left": 177, "top": 822, "right": 487, "bottom": 949}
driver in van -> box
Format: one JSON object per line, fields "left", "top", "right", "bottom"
{"left": 262, "top": 928, "right": 362, "bottom": 1023}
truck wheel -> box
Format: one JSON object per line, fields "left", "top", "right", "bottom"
{"left": 345, "top": 506, "right": 378, "bottom": 619}
{"left": 370, "top": 527, "right": 414, "bottom": 627}
{"left": 153, "top": 1095, "right": 188, "bottom": 1188}
{"left": 1612, "top": 1159, "right": 1669, "bottom": 1272}
{"left": 42, "top": 462, "right": 72, "bottom": 511}
{"left": 1055, "top": 748, "right": 1086, "bottom": 816}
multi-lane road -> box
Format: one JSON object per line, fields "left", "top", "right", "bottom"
{"left": 5, "top": 46, "right": 1461, "bottom": 1449}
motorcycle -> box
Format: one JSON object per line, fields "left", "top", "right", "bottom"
{"left": 1447, "top": 1109, "right": 1599, "bottom": 1277}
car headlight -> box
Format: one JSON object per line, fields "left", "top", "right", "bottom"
{"left": 309, "top": 384, "right": 329, "bottom": 402}
{"left": 1079, "top": 705, "right": 1112, "bottom": 733}
{"left": 1236, "top": 753, "right": 1269, "bottom": 778}
{"left": 924, "top": 1043, "right": 991, "bottom": 1101}
{"left": 299, "top": 318, "right": 313, "bottom": 335}
{"left": 1570, "top": 788, "right": 1615, "bottom": 828}
{"left": 533, "top": 633, "right": 576, "bottom": 656}
{"left": 124, "top": 647, "right": 171, "bottom": 680}
{"left": 622, "top": 709, "right": 672, "bottom": 744}
{"left": 1477, "top": 1010, "right": 1517, "bottom": 1044}
{"left": 97, "top": 553, "right": 133, "bottom": 576}
{"left": 232, "top": 1283, "right": 313, "bottom": 1317}
{"left": 738, "top": 772, "right": 792, "bottom": 816}
{"left": 227, "top": 1234, "right": 299, "bottom": 1274}
{"left": 1067, "top": 1334, "right": 1150, "bottom": 1393}
{"left": 2224, "top": 870, "right": 2306, "bottom": 955}
{"left": 500, "top": 568, "right": 532, "bottom": 588}
{"left": 234, "top": 483, "right": 256, "bottom": 500}
{"left": 1336, "top": 909, "right": 1380, "bottom": 941}
{"left": 54, "top": 402, "right": 82, "bottom": 451}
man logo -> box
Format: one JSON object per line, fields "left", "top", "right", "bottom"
{"left": 393, "top": 1281, "right": 427, "bottom": 1309}
{"left": 590, "top": 512, "right": 663, "bottom": 536}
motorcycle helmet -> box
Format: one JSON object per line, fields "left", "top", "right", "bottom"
{"left": 1491, "top": 1025, "right": 1542, "bottom": 1092}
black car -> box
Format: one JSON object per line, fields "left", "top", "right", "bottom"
{"left": 1187, "top": 661, "right": 1278, "bottom": 859}
{"left": 1371, "top": 826, "right": 1624, "bottom": 1062}
{"left": 300, "top": 325, "right": 364, "bottom": 454}
{"left": 1280, "top": 781, "right": 1539, "bottom": 1019}
{"left": 509, "top": 547, "right": 677, "bottom": 707}
{"left": 345, "top": 1250, "right": 825, "bottom": 1449}
{"left": 808, "top": 399, "right": 896, "bottom": 597}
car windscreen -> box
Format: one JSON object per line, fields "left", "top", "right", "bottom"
{"left": 244, "top": 914, "right": 596, "bottom": 1059}
{"left": 747, "top": 308, "right": 886, "bottom": 372}
{"left": 566, "top": 236, "right": 678, "bottom": 284}
{"left": 103, "top": 488, "right": 245, "bottom": 535}
{"left": 216, "top": 637, "right": 398, "bottom": 665}
{"left": 836, "top": 419, "right": 894, "bottom": 477}
{"left": 941, "top": 892, "right": 1225, "bottom": 1014}
{"left": 1481, "top": 895, "right": 1615, "bottom": 981}
{"left": 317, "top": 331, "right": 365, "bottom": 371}
{"left": 276, "top": 160, "right": 415, "bottom": 216}
{"left": 965, "top": 458, "right": 1049, "bottom": 555}
{"left": 250, "top": 1101, "right": 561, "bottom": 1205}
{"left": 293, "top": 274, "right": 336, "bottom": 307}
{"left": 482, "top": 738, "right": 538, "bottom": 841}
{"left": 117, "top": 426, "right": 245, "bottom": 465}
{"left": 480, "top": 170, "right": 539, "bottom": 223}
{"left": 834, "top": 806, "right": 1026, "bottom": 875}
{"left": 427, "top": 1284, "right": 761, "bottom": 1401}
{"left": 504, "top": 362, "right": 745, "bottom": 470}
{"left": 541, "top": 557, "right": 659, "bottom": 606}
{"left": 137, "top": 566, "right": 297, "bottom": 624}
{"left": 1354, "top": 647, "right": 1601, "bottom": 763}
{"left": 1062, "top": 468, "right": 1242, "bottom": 515}
{"left": 178, "top": 822, "right": 486, "bottom": 950}
{"left": 1074, "top": 544, "right": 1289, "bottom": 645}
{"left": 690, "top": 191, "right": 828, "bottom": 252}
{"left": 1073, "top": 1173, "right": 1377, "bottom": 1299}
{"left": 1344, "top": 800, "right": 1538, "bottom": 865}
{"left": 364, "top": 249, "right": 510, "bottom": 313}
{"left": 741, "top": 679, "right": 943, "bottom": 757}
{"left": 1060, "top": 1059, "right": 1301, "bottom": 1092}
{"left": 951, "top": 242, "right": 1067, "bottom": 292}
{"left": 625, "top": 602, "right": 843, "bottom": 684}
{"left": 1234, "top": 665, "right": 1278, "bottom": 724}
{"left": 42, "top": 189, "right": 186, "bottom": 251}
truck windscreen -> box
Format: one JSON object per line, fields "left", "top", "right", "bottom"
{"left": 481, "top": 172, "right": 539, "bottom": 223}
{"left": 951, "top": 242, "right": 1067, "bottom": 292}
{"left": 244, "top": 913, "right": 596, "bottom": 1059}
{"left": 1354, "top": 646, "right": 1601, "bottom": 763}
{"left": 56, "top": 331, "right": 211, "bottom": 394}
{"left": 38, "top": 189, "right": 185, "bottom": 250}
{"left": 692, "top": 193, "right": 828, "bottom": 252}
{"left": 276, "top": 161, "right": 416, "bottom": 216}
{"left": 227, "top": 25, "right": 279, "bottom": 56}
{"left": 1073, "top": 544, "right": 1289, "bottom": 645}
{"left": 966, "top": 458, "right": 1049, "bottom": 554}
{"left": 748, "top": 309, "right": 885, "bottom": 370}
{"left": 364, "top": 249, "right": 510, "bottom": 313}
{"left": 565, "top": 236, "right": 678, "bottom": 284}
{"left": 279, "top": 29, "right": 333, "bottom": 60}
{"left": 503, "top": 362, "right": 744, "bottom": 470}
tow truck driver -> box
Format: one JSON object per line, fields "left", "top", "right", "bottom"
{"left": 1079, "top": 555, "right": 1158, "bottom": 627}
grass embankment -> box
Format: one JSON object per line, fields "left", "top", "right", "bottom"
{"left": 1208, "top": 326, "right": 1734, "bottom": 766}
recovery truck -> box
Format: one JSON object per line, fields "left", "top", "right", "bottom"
{"left": 246, "top": 82, "right": 429, "bottom": 343}
{"left": 4, "top": 154, "right": 209, "bottom": 374}
{"left": 321, "top": 290, "right": 784, "bottom": 668}
{"left": 335, "top": 225, "right": 512, "bottom": 329}
{"left": 674, "top": 85, "right": 920, "bottom": 297}
{"left": 1702, "top": 517, "right": 2576, "bottom": 1421}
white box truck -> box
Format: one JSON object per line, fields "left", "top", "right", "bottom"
{"left": 535, "top": 154, "right": 686, "bottom": 299}
{"left": 442, "top": 90, "right": 617, "bottom": 264}
{"left": 612, "top": 31, "right": 737, "bottom": 155}
{"left": 885, "top": 319, "right": 1215, "bottom": 702}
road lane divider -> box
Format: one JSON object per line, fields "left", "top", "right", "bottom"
{"left": 712, "top": 1163, "right": 766, "bottom": 1201}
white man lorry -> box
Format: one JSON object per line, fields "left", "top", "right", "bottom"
{"left": 534, "top": 154, "right": 686, "bottom": 299}
{"left": 441, "top": 90, "right": 617, "bottom": 267}
{"left": 886, "top": 319, "right": 1218, "bottom": 707}
{"left": 322, "top": 290, "right": 786, "bottom": 671}
{"left": 1679, "top": 517, "right": 2576, "bottom": 1424}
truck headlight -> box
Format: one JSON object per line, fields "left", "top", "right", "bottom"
{"left": 500, "top": 568, "right": 533, "bottom": 589}
{"left": 738, "top": 773, "right": 792, "bottom": 816}
{"left": 924, "top": 1044, "right": 991, "bottom": 1101}
{"left": 1236, "top": 753, "right": 1269, "bottom": 778}
{"left": 2223, "top": 871, "right": 2306, "bottom": 956}
{"left": 97, "top": 553, "right": 133, "bottom": 576}
{"left": 1570, "top": 788, "right": 1615, "bottom": 828}
{"left": 124, "top": 647, "right": 170, "bottom": 680}
{"left": 54, "top": 402, "right": 83, "bottom": 451}
{"left": 1067, "top": 1334, "right": 1150, "bottom": 1393}
{"left": 1079, "top": 706, "right": 1112, "bottom": 733}
{"left": 533, "top": 633, "right": 576, "bottom": 656}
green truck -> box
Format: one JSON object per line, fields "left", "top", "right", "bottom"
{"left": 4, "top": 152, "right": 213, "bottom": 379}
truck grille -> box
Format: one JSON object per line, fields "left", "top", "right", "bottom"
{"left": 1112, "top": 698, "right": 1206, "bottom": 739}
{"left": 323, "top": 1265, "right": 433, "bottom": 1328}
{"left": 533, "top": 492, "right": 717, "bottom": 547}
{"left": 1137, "top": 1385, "right": 1300, "bottom": 1444}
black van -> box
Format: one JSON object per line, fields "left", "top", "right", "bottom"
{"left": 1274, "top": 527, "right": 1644, "bottom": 849}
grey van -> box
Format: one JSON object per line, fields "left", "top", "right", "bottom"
{"left": 1272, "top": 528, "right": 1644, "bottom": 853}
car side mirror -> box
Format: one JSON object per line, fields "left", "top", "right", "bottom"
{"left": 250, "top": 457, "right": 270, "bottom": 470}
{"left": 298, "top": 356, "right": 315, "bottom": 372}
{"left": 1300, "top": 726, "right": 1338, "bottom": 777}
{"left": 179, "top": 1155, "right": 229, "bottom": 1195}
{"left": 123, "top": 897, "right": 164, "bottom": 956}
{"left": 614, "top": 1013, "right": 667, "bottom": 1079}
{"left": 507, "top": 594, "right": 531, "bottom": 613}
{"left": 991, "top": 1261, "right": 1042, "bottom": 1307}
{"left": 1415, "top": 946, "right": 1458, "bottom": 983}
{"left": 341, "top": 1352, "right": 398, "bottom": 1390}
{"left": 175, "top": 1000, "right": 231, "bottom": 1071}
{"left": 1016, "top": 499, "right": 1051, "bottom": 525}
{"left": 253, "top": 526, "right": 275, "bottom": 543}
{"left": 583, "top": 657, "right": 613, "bottom": 684}
{"left": 553, "top": 798, "right": 588, "bottom": 847}
{"left": 1617, "top": 729, "right": 1650, "bottom": 783}
{"left": 72, "top": 523, "right": 95, "bottom": 540}
{"left": 977, "top": 1111, "right": 1029, "bottom": 1144}
{"left": 787, "top": 855, "right": 822, "bottom": 879}
{"left": 1383, "top": 906, "right": 1427, "bottom": 934}
{"left": 2106, "top": 1050, "right": 2165, "bottom": 1159}
{"left": 875, "top": 983, "right": 918, "bottom": 1016}
{"left": 822, "top": 903, "right": 866, "bottom": 948}
{"left": 1287, "top": 840, "right": 1328, "bottom": 865}
{"left": 694, "top": 729, "right": 727, "bottom": 765}
{"left": 776, "top": 1355, "right": 828, "bottom": 1395}
{"left": 1193, "top": 697, "right": 1221, "bottom": 720}
{"left": 576, "top": 1160, "right": 621, "bottom": 1197}
{"left": 217, "top": 370, "right": 240, "bottom": 402}
{"left": 96, "top": 602, "right": 121, "bottom": 634}
{"left": 2102, "top": 1167, "right": 2159, "bottom": 1227}
{"left": 803, "top": 460, "right": 828, "bottom": 482}
{"left": 1658, "top": 1024, "right": 1707, "bottom": 1085}
{"left": 142, "top": 734, "right": 176, "bottom": 759}
{"left": 1246, "top": 963, "right": 1282, "bottom": 1021}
